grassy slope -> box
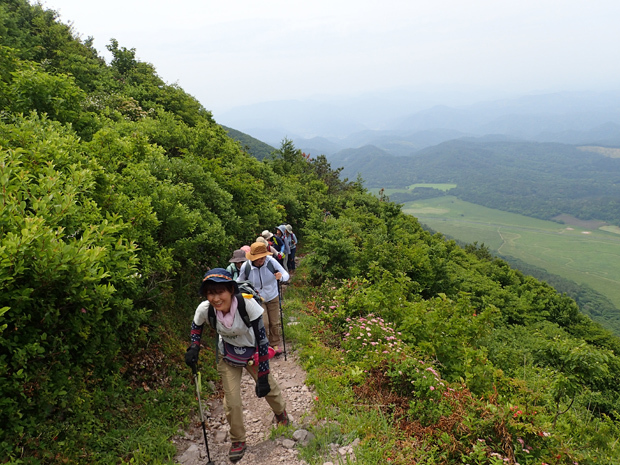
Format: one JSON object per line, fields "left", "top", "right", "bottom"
{"left": 403, "top": 196, "right": 620, "bottom": 309}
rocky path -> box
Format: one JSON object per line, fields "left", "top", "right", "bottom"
{"left": 174, "top": 351, "right": 317, "bottom": 465}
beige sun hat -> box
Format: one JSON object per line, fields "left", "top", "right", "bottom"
{"left": 246, "top": 242, "right": 273, "bottom": 261}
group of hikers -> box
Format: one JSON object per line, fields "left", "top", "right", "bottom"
{"left": 184, "top": 224, "right": 298, "bottom": 462}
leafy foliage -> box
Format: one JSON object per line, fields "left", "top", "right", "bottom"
{"left": 0, "top": 2, "right": 348, "bottom": 460}
{"left": 2, "top": 1, "right": 620, "bottom": 463}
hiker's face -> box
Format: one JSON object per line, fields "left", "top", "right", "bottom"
{"left": 235, "top": 262, "right": 242, "bottom": 270}
{"left": 252, "top": 257, "right": 266, "bottom": 267}
{"left": 205, "top": 286, "right": 233, "bottom": 313}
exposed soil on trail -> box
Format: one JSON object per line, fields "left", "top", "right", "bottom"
{"left": 173, "top": 351, "right": 317, "bottom": 465}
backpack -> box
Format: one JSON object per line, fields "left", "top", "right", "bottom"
{"left": 271, "top": 235, "right": 284, "bottom": 252}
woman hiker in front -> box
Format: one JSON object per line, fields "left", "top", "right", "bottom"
{"left": 185, "top": 268, "right": 289, "bottom": 462}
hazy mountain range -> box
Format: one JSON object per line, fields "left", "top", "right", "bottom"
{"left": 217, "top": 90, "right": 620, "bottom": 158}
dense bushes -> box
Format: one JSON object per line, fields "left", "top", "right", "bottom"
{"left": 2, "top": 1, "right": 620, "bottom": 462}
{"left": 0, "top": 142, "right": 141, "bottom": 442}
{"left": 297, "top": 192, "right": 620, "bottom": 462}
{"left": 0, "top": 1, "right": 351, "bottom": 459}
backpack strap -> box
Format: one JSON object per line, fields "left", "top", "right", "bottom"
{"left": 237, "top": 294, "right": 263, "bottom": 357}
{"left": 207, "top": 304, "right": 217, "bottom": 330}
{"left": 241, "top": 260, "right": 252, "bottom": 279}
{"left": 236, "top": 292, "right": 252, "bottom": 327}
{"left": 266, "top": 258, "right": 277, "bottom": 276}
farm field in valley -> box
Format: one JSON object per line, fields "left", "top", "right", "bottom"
{"left": 370, "top": 183, "right": 457, "bottom": 196}
{"left": 402, "top": 196, "right": 620, "bottom": 309}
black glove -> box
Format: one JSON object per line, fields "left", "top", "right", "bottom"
{"left": 255, "top": 375, "right": 271, "bottom": 398}
{"left": 185, "top": 344, "right": 200, "bottom": 367}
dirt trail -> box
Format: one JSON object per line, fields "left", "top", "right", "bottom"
{"left": 174, "top": 348, "right": 318, "bottom": 465}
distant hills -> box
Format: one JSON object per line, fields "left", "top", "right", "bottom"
{"left": 217, "top": 90, "right": 620, "bottom": 158}
{"left": 329, "top": 138, "right": 620, "bottom": 226}
{"left": 221, "top": 90, "right": 620, "bottom": 228}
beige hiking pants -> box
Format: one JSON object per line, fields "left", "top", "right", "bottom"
{"left": 217, "top": 359, "right": 286, "bottom": 443}
{"left": 261, "top": 296, "right": 282, "bottom": 348}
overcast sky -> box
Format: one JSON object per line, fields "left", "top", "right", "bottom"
{"left": 41, "top": 0, "right": 620, "bottom": 117}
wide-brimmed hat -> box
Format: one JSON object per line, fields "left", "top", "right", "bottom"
{"left": 229, "top": 249, "right": 247, "bottom": 263}
{"left": 199, "top": 268, "right": 239, "bottom": 296}
{"left": 261, "top": 230, "right": 273, "bottom": 240}
{"left": 246, "top": 242, "right": 273, "bottom": 261}
{"left": 255, "top": 236, "right": 268, "bottom": 245}
{"left": 285, "top": 224, "right": 293, "bottom": 233}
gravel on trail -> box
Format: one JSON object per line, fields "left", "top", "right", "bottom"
{"left": 174, "top": 351, "right": 318, "bottom": 465}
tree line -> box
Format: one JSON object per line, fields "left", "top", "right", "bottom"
{"left": 335, "top": 139, "right": 620, "bottom": 226}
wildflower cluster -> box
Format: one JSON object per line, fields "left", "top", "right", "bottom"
{"left": 385, "top": 355, "right": 454, "bottom": 425}
{"left": 509, "top": 405, "right": 539, "bottom": 420}
{"left": 313, "top": 282, "right": 348, "bottom": 328}
{"left": 341, "top": 314, "right": 405, "bottom": 362}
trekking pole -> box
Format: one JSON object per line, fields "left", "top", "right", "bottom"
{"left": 191, "top": 363, "right": 215, "bottom": 465}
{"left": 277, "top": 279, "right": 287, "bottom": 361}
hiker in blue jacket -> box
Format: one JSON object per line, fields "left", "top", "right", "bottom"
{"left": 237, "top": 241, "right": 289, "bottom": 355}
{"left": 276, "top": 225, "right": 290, "bottom": 272}
{"left": 264, "top": 229, "right": 285, "bottom": 267}
{"left": 185, "top": 268, "right": 289, "bottom": 462}
{"left": 285, "top": 224, "right": 297, "bottom": 271}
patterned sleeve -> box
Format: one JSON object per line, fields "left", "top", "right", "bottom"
{"left": 191, "top": 321, "right": 203, "bottom": 346}
{"left": 255, "top": 316, "right": 270, "bottom": 376}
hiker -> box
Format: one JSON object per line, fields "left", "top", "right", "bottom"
{"left": 263, "top": 229, "right": 284, "bottom": 267}
{"left": 256, "top": 235, "right": 278, "bottom": 256}
{"left": 285, "top": 224, "right": 297, "bottom": 271}
{"left": 275, "top": 225, "right": 290, "bottom": 271}
{"left": 185, "top": 268, "right": 289, "bottom": 462}
{"left": 226, "top": 249, "right": 246, "bottom": 281}
{"left": 237, "top": 242, "right": 289, "bottom": 355}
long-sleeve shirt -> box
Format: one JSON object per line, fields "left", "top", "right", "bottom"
{"left": 237, "top": 256, "right": 289, "bottom": 302}
{"left": 190, "top": 295, "right": 271, "bottom": 375}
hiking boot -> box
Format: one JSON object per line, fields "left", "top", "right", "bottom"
{"left": 275, "top": 409, "right": 290, "bottom": 426}
{"left": 229, "top": 441, "right": 246, "bottom": 462}
{"left": 274, "top": 346, "right": 284, "bottom": 356}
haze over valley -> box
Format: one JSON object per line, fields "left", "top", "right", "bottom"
{"left": 218, "top": 90, "right": 620, "bottom": 158}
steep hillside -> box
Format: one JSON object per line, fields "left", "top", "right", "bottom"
{"left": 0, "top": 1, "right": 350, "bottom": 461}
{"left": 222, "top": 125, "right": 276, "bottom": 160}
{"left": 2, "top": 2, "right": 620, "bottom": 464}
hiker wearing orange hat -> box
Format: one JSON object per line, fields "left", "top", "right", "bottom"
{"left": 237, "top": 242, "right": 289, "bottom": 355}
